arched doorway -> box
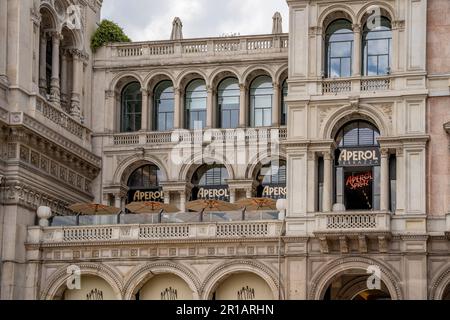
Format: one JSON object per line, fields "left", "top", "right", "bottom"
{"left": 322, "top": 272, "right": 392, "bottom": 300}
{"left": 211, "top": 272, "right": 274, "bottom": 300}
{"left": 135, "top": 274, "right": 194, "bottom": 300}
{"left": 443, "top": 283, "right": 450, "bottom": 300}
{"left": 190, "top": 164, "right": 230, "bottom": 202}
{"left": 62, "top": 275, "right": 118, "bottom": 300}
{"left": 334, "top": 120, "right": 382, "bottom": 211}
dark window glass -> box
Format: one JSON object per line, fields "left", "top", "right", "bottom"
{"left": 281, "top": 80, "right": 288, "bottom": 126}
{"left": 218, "top": 78, "right": 240, "bottom": 129}
{"left": 336, "top": 121, "right": 380, "bottom": 147}
{"left": 250, "top": 76, "right": 273, "bottom": 127}
{"left": 325, "top": 19, "right": 353, "bottom": 78}
{"left": 258, "top": 160, "right": 287, "bottom": 185}
{"left": 362, "top": 17, "right": 392, "bottom": 76}
{"left": 154, "top": 80, "right": 174, "bottom": 131}
{"left": 121, "top": 82, "right": 142, "bottom": 132}
{"left": 192, "top": 165, "right": 229, "bottom": 186}
{"left": 185, "top": 79, "right": 207, "bottom": 129}
{"left": 127, "top": 165, "right": 163, "bottom": 190}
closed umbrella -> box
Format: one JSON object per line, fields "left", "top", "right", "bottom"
{"left": 186, "top": 199, "right": 240, "bottom": 222}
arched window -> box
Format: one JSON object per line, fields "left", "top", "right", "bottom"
{"left": 121, "top": 82, "right": 142, "bottom": 132}
{"left": 250, "top": 76, "right": 273, "bottom": 127}
{"left": 127, "top": 164, "right": 164, "bottom": 203}
{"left": 218, "top": 78, "right": 240, "bottom": 129}
{"left": 325, "top": 19, "right": 354, "bottom": 78}
{"left": 362, "top": 17, "right": 392, "bottom": 76}
{"left": 185, "top": 79, "right": 207, "bottom": 129}
{"left": 154, "top": 81, "right": 174, "bottom": 131}
{"left": 256, "top": 160, "right": 287, "bottom": 199}
{"left": 281, "top": 80, "right": 288, "bottom": 126}
{"left": 334, "top": 121, "right": 382, "bottom": 211}
{"left": 191, "top": 164, "right": 229, "bottom": 201}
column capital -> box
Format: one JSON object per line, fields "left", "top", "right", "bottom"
{"left": 239, "top": 83, "right": 247, "bottom": 91}
{"left": 352, "top": 24, "right": 361, "bottom": 33}
{"left": 396, "top": 147, "right": 404, "bottom": 157}
{"left": 272, "top": 81, "right": 280, "bottom": 88}
{"left": 140, "top": 88, "right": 149, "bottom": 95}
{"left": 323, "top": 151, "right": 334, "bottom": 161}
{"left": 381, "top": 148, "right": 390, "bottom": 157}
{"left": 48, "top": 31, "right": 63, "bottom": 42}
{"left": 69, "top": 48, "right": 89, "bottom": 61}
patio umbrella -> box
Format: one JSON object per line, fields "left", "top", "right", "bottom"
{"left": 68, "top": 203, "right": 121, "bottom": 215}
{"left": 236, "top": 198, "right": 278, "bottom": 211}
{"left": 236, "top": 198, "right": 278, "bottom": 220}
{"left": 126, "top": 201, "right": 180, "bottom": 214}
{"left": 186, "top": 199, "right": 240, "bottom": 222}
{"left": 126, "top": 201, "right": 180, "bottom": 223}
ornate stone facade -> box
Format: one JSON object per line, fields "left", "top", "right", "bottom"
{"left": 0, "top": 0, "right": 449, "bottom": 300}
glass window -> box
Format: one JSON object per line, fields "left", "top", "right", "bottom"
{"left": 154, "top": 81, "right": 174, "bottom": 131}
{"left": 281, "top": 80, "right": 288, "bottom": 126}
{"left": 250, "top": 76, "right": 273, "bottom": 127}
{"left": 362, "top": 17, "right": 392, "bottom": 76}
{"left": 325, "top": 19, "right": 354, "bottom": 78}
{"left": 218, "top": 78, "right": 240, "bottom": 129}
{"left": 121, "top": 82, "right": 142, "bottom": 132}
{"left": 128, "top": 164, "right": 163, "bottom": 190}
{"left": 185, "top": 79, "right": 207, "bottom": 130}
{"left": 336, "top": 121, "right": 380, "bottom": 147}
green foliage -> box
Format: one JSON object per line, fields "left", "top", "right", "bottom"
{"left": 91, "top": 19, "right": 131, "bottom": 52}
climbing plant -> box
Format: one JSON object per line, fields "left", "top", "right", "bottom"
{"left": 91, "top": 19, "right": 131, "bottom": 52}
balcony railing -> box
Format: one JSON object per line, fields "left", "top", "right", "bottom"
{"left": 322, "top": 76, "right": 392, "bottom": 95}
{"left": 28, "top": 220, "right": 283, "bottom": 244}
{"left": 35, "top": 95, "right": 91, "bottom": 143}
{"left": 107, "top": 34, "right": 289, "bottom": 60}
{"left": 107, "top": 127, "right": 287, "bottom": 147}
{"left": 315, "top": 211, "right": 391, "bottom": 234}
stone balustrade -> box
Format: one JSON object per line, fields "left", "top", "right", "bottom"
{"left": 107, "top": 127, "right": 287, "bottom": 147}
{"left": 106, "top": 34, "right": 289, "bottom": 60}
{"left": 315, "top": 211, "right": 391, "bottom": 235}
{"left": 27, "top": 220, "right": 283, "bottom": 244}
{"left": 322, "top": 76, "right": 392, "bottom": 95}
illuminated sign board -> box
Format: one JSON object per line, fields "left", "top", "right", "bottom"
{"left": 337, "top": 147, "right": 380, "bottom": 167}
{"left": 128, "top": 189, "right": 164, "bottom": 203}
{"left": 196, "top": 186, "right": 230, "bottom": 201}
{"left": 345, "top": 172, "right": 373, "bottom": 190}
{"left": 260, "top": 185, "right": 287, "bottom": 199}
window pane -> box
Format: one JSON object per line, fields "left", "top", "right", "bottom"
{"left": 330, "top": 58, "right": 340, "bottom": 78}
{"left": 341, "top": 58, "right": 351, "bottom": 77}
{"left": 330, "top": 42, "right": 352, "bottom": 58}
{"left": 367, "top": 56, "right": 378, "bottom": 76}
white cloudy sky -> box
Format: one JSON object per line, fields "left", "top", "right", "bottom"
{"left": 101, "top": 0, "right": 289, "bottom": 41}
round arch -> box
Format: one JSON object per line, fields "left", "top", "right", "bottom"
{"left": 176, "top": 69, "right": 208, "bottom": 89}
{"left": 309, "top": 256, "right": 403, "bottom": 300}
{"left": 246, "top": 151, "right": 287, "bottom": 181}
{"left": 109, "top": 72, "right": 143, "bottom": 93}
{"left": 122, "top": 262, "right": 201, "bottom": 300}
{"left": 321, "top": 103, "right": 390, "bottom": 140}
{"left": 356, "top": 2, "right": 395, "bottom": 25}
{"left": 113, "top": 156, "right": 169, "bottom": 186}
{"left": 41, "top": 263, "right": 124, "bottom": 300}
{"left": 201, "top": 260, "right": 281, "bottom": 300}
{"left": 209, "top": 67, "right": 242, "bottom": 88}
{"left": 430, "top": 267, "right": 450, "bottom": 300}
{"left": 178, "top": 153, "right": 236, "bottom": 182}
{"left": 242, "top": 66, "right": 275, "bottom": 86}
{"left": 274, "top": 65, "right": 289, "bottom": 86}
{"left": 143, "top": 71, "right": 177, "bottom": 93}
{"left": 318, "top": 5, "right": 356, "bottom": 30}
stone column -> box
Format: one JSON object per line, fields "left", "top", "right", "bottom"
{"left": 352, "top": 24, "right": 361, "bottom": 77}
{"left": 206, "top": 85, "right": 214, "bottom": 128}
{"left": 164, "top": 191, "right": 171, "bottom": 205}
{"left": 272, "top": 82, "right": 280, "bottom": 127}
{"left": 239, "top": 84, "right": 247, "bottom": 127}
{"left": 70, "top": 49, "right": 83, "bottom": 120}
{"left": 49, "top": 32, "right": 62, "bottom": 104}
{"left": 39, "top": 31, "right": 48, "bottom": 95}
{"left": 307, "top": 151, "right": 317, "bottom": 213}
{"left": 174, "top": 87, "right": 182, "bottom": 129}
{"left": 380, "top": 149, "right": 390, "bottom": 211}
{"left": 323, "top": 151, "right": 333, "bottom": 212}
{"left": 229, "top": 188, "right": 236, "bottom": 203}
{"left": 114, "top": 193, "right": 121, "bottom": 209}
{"left": 0, "top": 0, "right": 7, "bottom": 83}
{"left": 140, "top": 88, "right": 149, "bottom": 131}
{"left": 246, "top": 187, "right": 253, "bottom": 199}
{"left": 179, "top": 191, "right": 186, "bottom": 212}
{"left": 60, "top": 50, "right": 69, "bottom": 107}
